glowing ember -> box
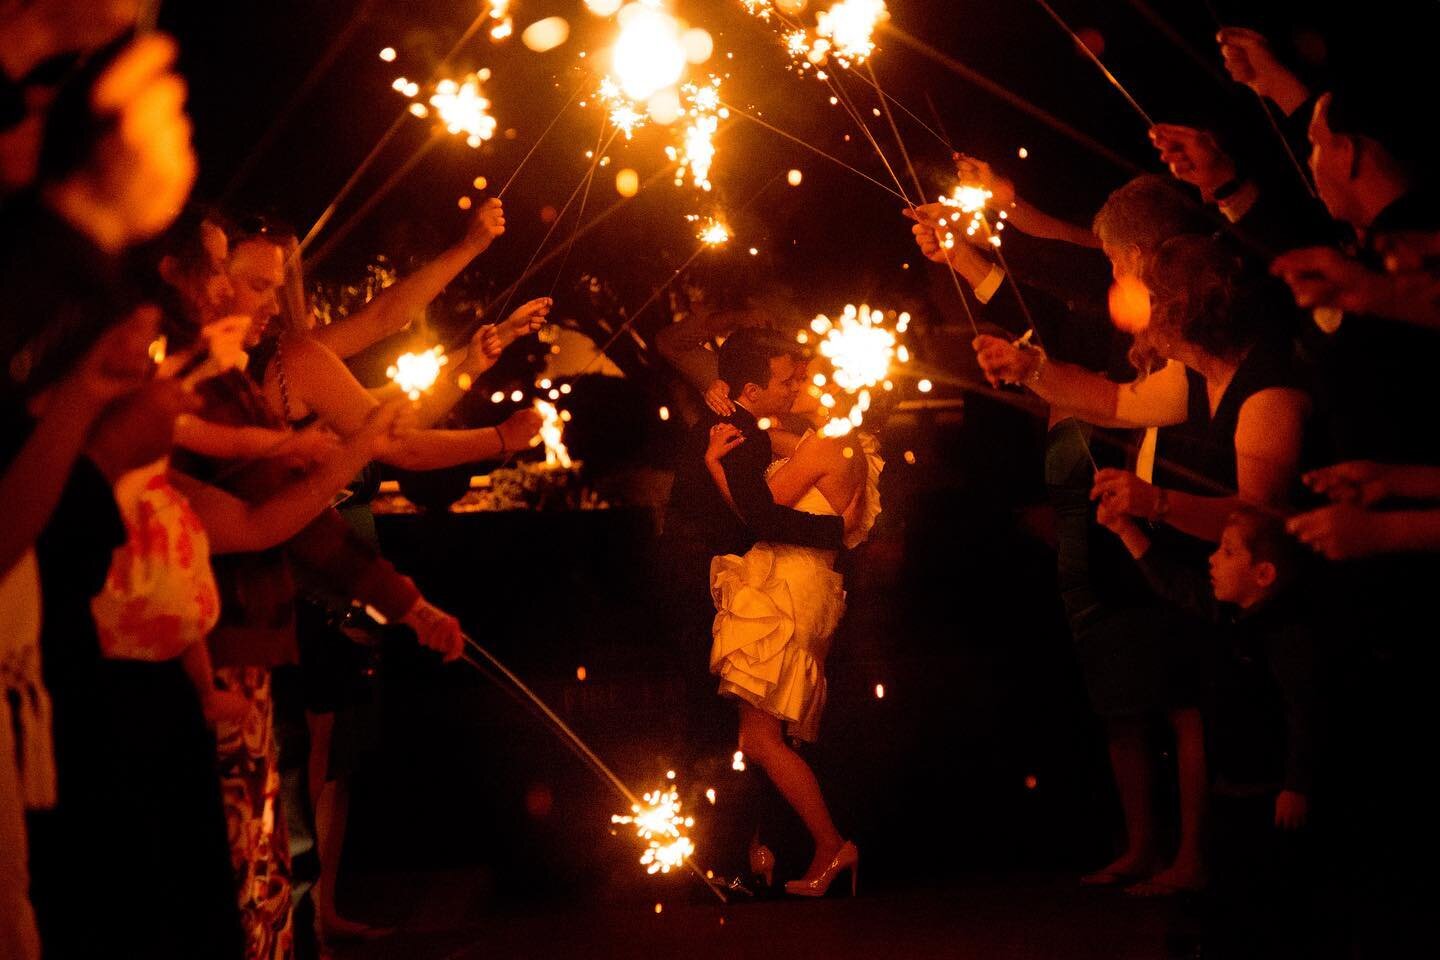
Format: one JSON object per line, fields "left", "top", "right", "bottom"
{"left": 874, "top": 683, "right": 885, "bottom": 698}
{"left": 732, "top": 750, "right": 746, "bottom": 771}
{"left": 741, "top": 0, "right": 776, "bottom": 20}
{"left": 611, "top": 3, "right": 686, "bottom": 101}
{"left": 806, "top": 303, "right": 911, "bottom": 436}
{"left": 815, "top": 0, "right": 888, "bottom": 66}
{"left": 387, "top": 345, "right": 448, "bottom": 400}
{"left": 940, "top": 183, "right": 998, "bottom": 247}
{"left": 609, "top": 102, "right": 647, "bottom": 139}
{"left": 487, "top": 1, "right": 514, "bottom": 42}
{"left": 611, "top": 785, "right": 697, "bottom": 875}
{"left": 674, "top": 77, "right": 724, "bottom": 191}
{"left": 691, "top": 215, "right": 731, "bottom": 246}
{"left": 411, "top": 73, "right": 498, "bottom": 148}
{"left": 533, "top": 399, "right": 572, "bottom": 468}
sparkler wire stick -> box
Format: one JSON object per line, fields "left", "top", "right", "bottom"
{"left": 494, "top": 73, "right": 592, "bottom": 201}
{"left": 545, "top": 116, "right": 612, "bottom": 300}
{"left": 1122, "top": 0, "right": 1231, "bottom": 86}
{"left": 581, "top": 168, "right": 789, "bottom": 373}
{"left": 222, "top": 0, "right": 378, "bottom": 203}
{"left": 307, "top": 131, "right": 445, "bottom": 267}
{"left": 299, "top": 12, "right": 489, "bottom": 255}
{"left": 884, "top": 25, "right": 1143, "bottom": 174}
{"left": 1191, "top": 1, "right": 1319, "bottom": 200}
{"left": 487, "top": 123, "right": 622, "bottom": 331}
{"left": 458, "top": 636, "right": 728, "bottom": 903}
{"left": 448, "top": 163, "right": 680, "bottom": 353}
{"left": 719, "top": 101, "right": 909, "bottom": 203}
{"left": 823, "top": 67, "right": 983, "bottom": 335}
{"left": 852, "top": 62, "right": 983, "bottom": 336}
{"left": 863, "top": 62, "right": 925, "bottom": 202}
{"left": 1029, "top": 0, "right": 1157, "bottom": 128}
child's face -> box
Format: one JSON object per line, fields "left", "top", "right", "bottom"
{"left": 1209, "top": 526, "right": 1260, "bottom": 606}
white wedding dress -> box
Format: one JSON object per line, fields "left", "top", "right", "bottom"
{"left": 709, "top": 434, "right": 883, "bottom": 742}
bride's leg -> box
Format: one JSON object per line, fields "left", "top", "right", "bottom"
{"left": 737, "top": 703, "right": 843, "bottom": 876}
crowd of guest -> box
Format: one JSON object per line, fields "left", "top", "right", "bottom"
{"left": 901, "top": 20, "right": 1438, "bottom": 958}
{"left": 1, "top": 4, "right": 552, "bottom": 957}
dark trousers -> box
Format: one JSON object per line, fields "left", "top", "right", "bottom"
{"left": 27, "top": 659, "right": 243, "bottom": 959}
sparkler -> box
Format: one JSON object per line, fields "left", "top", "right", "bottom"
{"left": 939, "top": 183, "right": 1001, "bottom": 247}
{"left": 610, "top": 3, "right": 687, "bottom": 100}
{"left": 815, "top": 0, "right": 888, "bottom": 68}
{"left": 386, "top": 345, "right": 449, "bottom": 400}
{"left": 668, "top": 77, "right": 725, "bottom": 191}
{"left": 807, "top": 304, "right": 911, "bottom": 436}
{"left": 452, "top": 631, "right": 726, "bottom": 901}
{"left": 401, "top": 71, "right": 499, "bottom": 148}
{"left": 689, "top": 214, "right": 731, "bottom": 246}
{"left": 748, "top": 0, "right": 888, "bottom": 72}
{"left": 487, "top": 1, "right": 514, "bottom": 42}
{"left": 611, "top": 784, "right": 697, "bottom": 875}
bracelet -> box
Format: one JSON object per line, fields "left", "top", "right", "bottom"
{"left": 494, "top": 425, "right": 507, "bottom": 454}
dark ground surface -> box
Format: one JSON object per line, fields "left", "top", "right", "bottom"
{"left": 334, "top": 870, "right": 1172, "bottom": 960}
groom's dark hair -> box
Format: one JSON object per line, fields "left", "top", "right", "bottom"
{"left": 718, "top": 327, "right": 803, "bottom": 395}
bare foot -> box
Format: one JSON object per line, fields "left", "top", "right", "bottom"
{"left": 1081, "top": 850, "right": 1158, "bottom": 886}
{"left": 1125, "top": 860, "right": 1206, "bottom": 897}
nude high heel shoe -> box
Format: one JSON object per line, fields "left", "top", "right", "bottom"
{"left": 784, "top": 841, "right": 858, "bottom": 898}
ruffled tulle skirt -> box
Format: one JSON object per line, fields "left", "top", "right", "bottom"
{"left": 709, "top": 543, "right": 845, "bottom": 742}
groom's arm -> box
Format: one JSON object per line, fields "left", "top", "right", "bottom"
{"left": 721, "top": 435, "right": 843, "bottom": 549}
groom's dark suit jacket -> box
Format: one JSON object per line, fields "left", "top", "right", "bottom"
{"left": 664, "top": 404, "right": 844, "bottom": 560}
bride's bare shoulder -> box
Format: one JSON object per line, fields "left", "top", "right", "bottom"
{"left": 792, "top": 433, "right": 864, "bottom": 475}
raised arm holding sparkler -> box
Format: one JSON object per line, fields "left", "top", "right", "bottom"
{"left": 316, "top": 198, "right": 508, "bottom": 361}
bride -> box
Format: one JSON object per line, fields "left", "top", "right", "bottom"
{"left": 703, "top": 402, "right": 882, "bottom": 897}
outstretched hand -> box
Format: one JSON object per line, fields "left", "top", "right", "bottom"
{"left": 498, "top": 408, "right": 543, "bottom": 452}
{"left": 1091, "top": 468, "right": 1161, "bottom": 521}
{"left": 356, "top": 398, "right": 411, "bottom": 455}
{"left": 400, "top": 598, "right": 464, "bottom": 662}
{"left": 972, "top": 334, "right": 1038, "bottom": 389}
{"left": 1149, "top": 124, "right": 1237, "bottom": 202}
{"left": 64, "top": 305, "right": 164, "bottom": 410}
{"left": 1302, "top": 461, "right": 1393, "bottom": 507}
{"left": 1286, "top": 502, "right": 1391, "bottom": 560}
{"left": 465, "top": 197, "right": 506, "bottom": 250}
{"left": 1271, "top": 247, "right": 1390, "bottom": 312}
{"left": 500, "top": 297, "right": 553, "bottom": 345}
{"left": 953, "top": 153, "right": 1015, "bottom": 209}
{"left": 1217, "top": 27, "right": 1309, "bottom": 113}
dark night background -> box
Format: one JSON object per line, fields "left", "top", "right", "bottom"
{"left": 150, "top": 0, "right": 1435, "bottom": 930}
